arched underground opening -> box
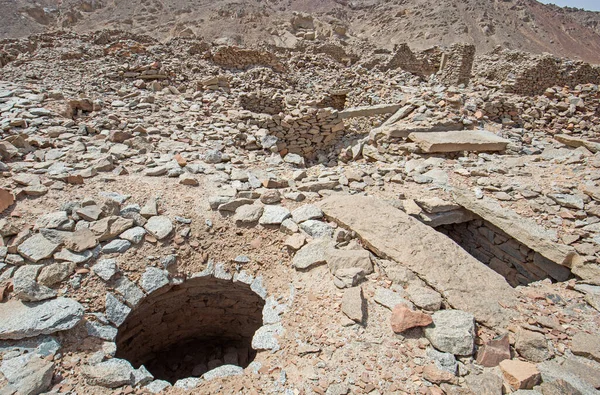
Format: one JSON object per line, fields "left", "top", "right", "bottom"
{"left": 115, "top": 276, "right": 265, "bottom": 384}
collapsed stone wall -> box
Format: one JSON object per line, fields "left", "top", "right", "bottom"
{"left": 380, "top": 44, "right": 440, "bottom": 76}
{"left": 312, "top": 43, "right": 359, "bottom": 65}
{"left": 475, "top": 49, "right": 600, "bottom": 96}
{"left": 438, "top": 43, "right": 476, "bottom": 86}
{"left": 211, "top": 46, "right": 287, "bottom": 72}
{"left": 239, "top": 90, "right": 286, "bottom": 115}
{"left": 438, "top": 218, "right": 572, "bottom": 287}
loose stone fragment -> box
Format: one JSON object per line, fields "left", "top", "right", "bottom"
{"left": 391, "top": 304, "right": 433, "bottom": 333}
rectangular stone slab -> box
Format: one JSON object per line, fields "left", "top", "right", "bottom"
{"left": 318, "top": 195, "right": 517, "bottom": 328}
{"left": 408, "top": 130, "right": 510, "bottom": 153}
{"left": 453, "top": 190, "right": 582, "bottom": 270}
{"left": 339, "top": 104, "right": 401, "bottom": 119}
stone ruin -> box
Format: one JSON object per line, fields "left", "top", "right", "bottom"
{"left": 475, "top": 48, "right": 600, "bottom": 96}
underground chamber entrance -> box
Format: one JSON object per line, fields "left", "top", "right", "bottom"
{"left": 436, "top": 218, "right": 573, "bottom": 287}
{"left": 115, "top": 276, "right": 265, "bottom": 384}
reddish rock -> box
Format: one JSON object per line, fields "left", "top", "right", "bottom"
{"left": 108, "top": 130, "right": 132, "bottom": 143}
{"left": 499, "top": 359, "right": 541, "bottom": 390}
{"left": 390, "top": 304, "right": 433, "bottom": 333}
{"left": 476, "top": 334, "right": 511, "bottom": 367}
{"left": 423, "top": 364, "right": 455, "bottom": 384}
{"left": 66, "top": 174, "right": 84, "bottom": 185}
{"left": 0, "top": 188, "right": 14, "bottom": 214}
{"left": 174, "top": 153, "right": 187, "bottom": 167}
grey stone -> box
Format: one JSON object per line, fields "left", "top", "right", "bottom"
{"left": 548, "top": 193, "right": 585, "bottom": 210}
{"left": 291, "top": 204, "right": 324, "bottom": 223}
{"left": 406, "top": 285, "right": 443, "bottom": 311}
{"left": 326, "top": 248, "right": 374, "bottom": 275}
{"left": 515, "top": 328, "right": 551, "bottom": 362}
{"left": 144, "top": 216, "right": 173, "bottom": 240}
{"left": 86, "top": 321, "right": 118, "bottom": 341}
{"left": 293, "top": 238, "right": 333, "bottom": 270}
{"left": 252, "top": 323, "right": 284, "bottom": 351}
{"left": 259, "top": 205, "right": 291, "bottom": 225}
{"left": 119, "top": 226, "right": 146, "bottom": 244}
{"left": 342, "top": 286, "right": 366, "bottom": 324}
{"left": 37, "top": 261, "right": 75, "bottom": 286}
{"left": 0, "top": 298, "right": 84, "bottom": 339}
{"left": 299, "top": 220, "right": 334, "bottom": 238}
{"left": 0, "top": 353, "right": 54, "bottom": 395}
{"left": 203, "top": 364, "right": 243, "bottom": 381}
{"left": 141, "top": 267, "right": 170, "bottom": 293}
{"left": 83, "top": 358, "right": 135, "bottom": 388}
{"left": 105, "top": 293, "right": 131, "bottom": 327}
{"left": 54, "top": 248, "right": 93, "bottom": 264}
{"left": 204, "top": 150, "right": 223, "bottom": 164}
{"left": 374, "top": 288, "right": 413, "bottom": 310}
{"left": 425, "top": 310, "right": 475, "bottom": 356}
{"left": 17, "top": 234, "right": 60, "bottom": 263}
{"left": 571, "top": 332, "right": 600, "bottom": 363}
{"left": 13, "top": 265, "right": 57, "bottom": 302}
{"left": 114, "top": 277, "right": 145, "bottom": 307}
{"left": 174, "top": 377, "right": 202, "bottom": 389}
{"left": 102, "top": 239, "right": 132, "bottom": 253}
{"left": 93, "top": 259, "right": 118, "bottom": 281}
{"left": 427, "top": 347, "right": 458, "bottom": 374}
{"left": 133, "top": 365, "right": 154, "bottom": 386}
{"left": 233, "top": 205, "right": 264, "bottom": 225}
{"left": 538, "top": 359, "right": 598, "bottom": 394}
{"left": 145, "top": 379, "right": 172, "bottom": 393}
{"left": 34, "top": 211, "right": 71, "bottom": 230}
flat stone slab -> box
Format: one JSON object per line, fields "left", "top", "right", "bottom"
{"left": 408, "top": 130, "right": 510, "bottom": 153}
{"left": 0, "top": 298, "right": 84, "bottom": 339}
{"left": 339, "top": 103, "right": 401, "bottom": 119}
{"left": 453, "top": 190, "right": 582, "bottom": 270}
{"left": 319, "top": 195, "right": 517, "bottom": 327}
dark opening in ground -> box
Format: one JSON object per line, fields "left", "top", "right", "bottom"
{"left": 436, "top": 218, "right": 572, "bottom": 287}
{"left": 115, "top": 276, "right": 265, "bottom": 384}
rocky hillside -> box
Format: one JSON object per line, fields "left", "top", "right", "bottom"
{"left": 3, "top": 0, "right": 600, "bottom": 62}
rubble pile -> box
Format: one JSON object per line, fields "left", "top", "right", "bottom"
{"left": 0, "top": 28, "right": 599, "bottom": 395}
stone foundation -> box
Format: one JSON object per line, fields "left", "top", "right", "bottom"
{"left": 438, "top": 219, "right": 572, "bottom": 287}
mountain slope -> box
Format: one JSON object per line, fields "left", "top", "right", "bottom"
{"left": 2, "top": 0, "right": 600, "bottom": 63}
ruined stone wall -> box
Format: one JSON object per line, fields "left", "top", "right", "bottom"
{"left": 475, "top": 49, "right": 600, "bottom": 96}
{"left": 239, "top": 90, "right": 286, "bottom": 115}
{"left": 244, "top": 107, "right": 345, "bottom": 157}
{"left": 312, "top": 43, "right": 359, "bottom": 65}
{"left": 380, "top": 44, "right": 440, "bottom": 76}
{"left": 438, "top": 218, "right": 571, "bottom": 287}
{"left": 438, "top": 43, "right": 476, "bottom": 86}
{"left": 211, "top": 46, "right": 286, "bottom": 72}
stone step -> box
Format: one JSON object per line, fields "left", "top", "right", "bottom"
{"left": 318, "top": 195, "right": 518, "bottom": 328}
{"left": 408, "top": 130, "right": 510, "bottom": 153}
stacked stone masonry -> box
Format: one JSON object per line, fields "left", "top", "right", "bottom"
{"left": 438, "top": 218, "right": 572, "bottom": 287}
{"left": 475, "top": 49, "right": 600, "bottom": 96}
{"left": 243, "top": 107, "right": 346, "bottom": 158}
{"left": 239, "top": 90, "right": 286, "bottom": 115}
{"left": 116, "top": 276, "right": 264, "bottom": 368}
{"left": 211, "top": 46, "right": 287, "bottom": 72}
{"left": 438, "top": 43, "right": 476, "bottom": 86}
